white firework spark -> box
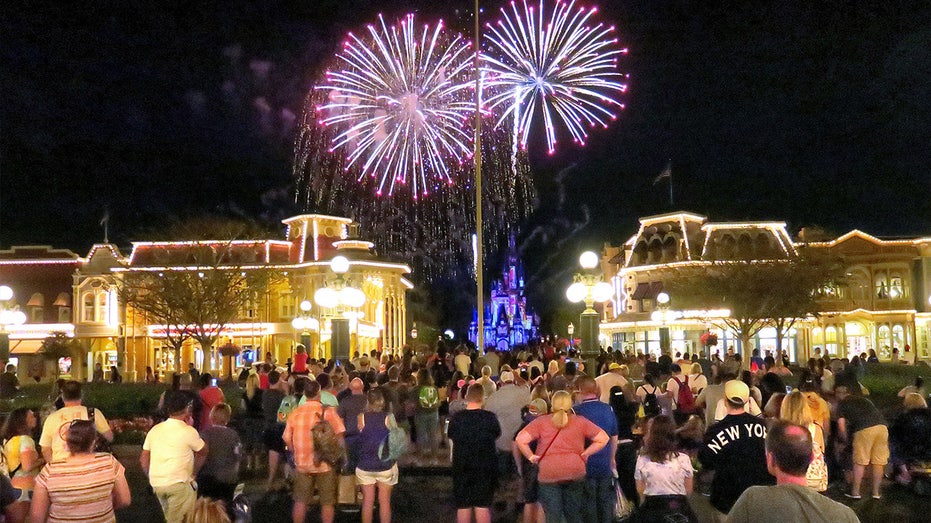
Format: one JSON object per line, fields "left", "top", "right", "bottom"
{"left": 483, "top": 0, "right": 628, "bottom": 154}
{"left": 319, "top": 14, "right": 475, "bottom": 198}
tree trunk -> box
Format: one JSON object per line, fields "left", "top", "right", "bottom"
{"left": 174, "top": 347, "right": 182, "bottom": 373}
{"left": 739, "top": 333, "right": 753, "bottom": 371}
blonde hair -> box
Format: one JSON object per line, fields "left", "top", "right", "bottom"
{"left": 691, "top": 362, "right": 702, "bottom": 375}
{"left": 245, "top": 372, "right": 260, "bottom": 400}
{"left": 779, "top": 391, "right": 813, "bottom": 426}
{"left": 547, "top": 360, "right": 560, "bottom": 376}
{"left": 904, "top": 392, "right": 928, "bottom": 410}
{"left": 550, "top": 390, "right": 574, "bottom": 429}
{"left": 185, "top": 497, "right": 231, "bottom": 523}
{"left": 210, "top": 403, "right": 232, "bottom": 426}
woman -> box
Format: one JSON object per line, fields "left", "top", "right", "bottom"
{"left": 240, "top": 372, "right": 264, "bottom": 473}
{"left": 688, "top": 363, "right": 707, "bottom": 396}
{"left": 109, "top": 366, "right": 122, "bottom": 384}
{"left": 636, "top": 374, "right": 663, "bottom": 418}
{"left": 515, "top": 390, "right": 608, "bottom": 523}
{"left": 30, "top": 420, "right": 131, "bottom": 523}
{"left": 610, "top": 386, "right": 639, "bottom": 507}
{"left": 477, "top": 365, "right": 496, "bottom": 399}
{"left": 2, "top": 408, "right": 43, "bottom": 521}
{"left": 889, "top": 393, "right": 931, "bottom": 485}
{"left": 356, "top": 389, "right": 398, "bottom": 523}
{"left": 632, "top": 416, "right": 697, "bottom": 523}
{"left": 780, "top": 391, "right": 827, "bottom": 491}
{"left": 413, "top": 368, "right": 440, "bottom": 460}
{"left": 144, "top": 366, "right": 156, "bottom": 383}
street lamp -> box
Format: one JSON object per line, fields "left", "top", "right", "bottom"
{"left": 567, "top": 323, "right": 575, "bottom": 348}
{"left": 565, "top": 251, "right": 613, "bottom": 375}
{"left": 314, "top": 256, "right": 366, "bottom": 362}
{"left": 291, "top": 299, "right": 319, "bottom": 357}
{"left": 0, "top": 285, "right": 27, "bottom": 364}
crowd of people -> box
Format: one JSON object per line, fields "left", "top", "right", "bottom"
{"left": 0, "top": 341, "right": 929, "bottom": 522}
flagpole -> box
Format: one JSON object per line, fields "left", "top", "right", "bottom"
{"left": 669, "top": 171, "right": 674, "bottom": 208}
{"left": 474, "top": 0, "right": 485, "bottom": 353}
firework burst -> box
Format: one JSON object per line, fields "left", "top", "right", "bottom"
{"left": 483, "top": 0, "right": 628, "bottom": 154}
{"left": 319, "top": 14, "right": 475, "bottom": 198}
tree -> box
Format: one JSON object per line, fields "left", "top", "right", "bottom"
{"left": 119, "top": 217, "right": 282, "bottom": 373}
{"left": 39, "top": 332, "right": 83, "bottom": 380}
{"left": 668, "top": 255, "right": 842, "bottom": 357}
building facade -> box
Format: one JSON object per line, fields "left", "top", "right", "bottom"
{"left": 0, "top": 214, "right": 411, "bottom": 382}
{"left": 599, "top": 211, "right": 931, "bottom": 364}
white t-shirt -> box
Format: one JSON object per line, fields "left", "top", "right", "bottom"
{"left": 634, "top": 453, "right": 693, "bottom": 496}
{"left": 689, "top": 374, "right": 708, "bottom": 394}
{"left": 595, "top": 372, "right": 628, "bottom": 403}
{"left": 39, "top": 405, "right": 110, "bottom": 462}
{"left": 142, "top": 418, "right": 205, "bottom": 488}
{"left": 454, "top": 354, "right": 471, "bottom": 376}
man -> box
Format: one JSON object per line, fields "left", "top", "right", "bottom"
{"left": 315, "top": 372, "right": 339, "bottom": 407}
{"left": 448, "top": 383, "right": 501, "bottom": 523}
{"left": 188, "top": 362, "right": 200, "bottom": 383}
{"left": 198, "top": 373, "right": 225, "bottom": 429}
{"left": 39, "top": 380, "right": 113, "bottom": 462}
{"left": 695, "top": 374, "right": 729, "bottom": 429}
{"left": 141, "top": 390, "right": 208, "bottom": 522}
{"left": 727, "top": 420, "right": 859, "bottom": 523}
{"left": 484, "top": 347, "right": 500, "bottom": 377}
{"left": 0, "top": 364, "right": 19, "bottom": 398}
{"left": 454, "top": 347, "right": 471, "bottom": 377}
{"left": 573, "top": 376, "right": 619, "bottom": 523}
{"left": 595, "top": 362, "right": 631, "bottom": 403}
{"left": 338, "top": 377, "right": 368, "bottom": 471}
{"left": 485, "top": 370, "right": 532, "bottom": 475}
{"left": 263, "top": 370, "right": 288, "bottom": 490}
{"left": 836, "top": 384, "right": 888, "bottom": 499}
{"left": 698, "top": 380, "right": 774, "bottom": 518}
{"left": 665, "top": 363, "right": 695, "bottom": 423}
{"left": 283, "top": 379, "right": 346, "bottom": 523}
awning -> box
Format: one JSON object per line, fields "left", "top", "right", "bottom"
{"left": 10, "top": 340, "right": 43, "bottom": 354}
{"left": 631, "top": 281, "right": 663, "bottom": 300}
{"left": 27, "top": 293, "right": 45, "bottom": 307}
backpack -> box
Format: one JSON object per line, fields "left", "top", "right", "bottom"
{"left": 672, "top": 376, "right": 696, "bottom": 414}
{"left": 378, "top": 413, "right": 410, "bottom": 461}
{"left": 641, "top": 385, "right": 661, "bottom": 417}
{"left": 418, "top": 386, "right": 439, "bottom": 409}
{"left": 311, "top": 406, "right": 345, "bottom": 468}
{"left": 277, "top": 395, "right": 298, "bottom": 424}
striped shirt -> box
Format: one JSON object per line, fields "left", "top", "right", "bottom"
{"left": 36, "top": 453, "right": 124, "bottom": 523}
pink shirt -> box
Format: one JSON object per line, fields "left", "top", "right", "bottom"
{"left": 517, "top": 414, "right": 603, "bottom": 483}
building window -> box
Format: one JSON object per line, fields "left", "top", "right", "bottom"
{"left": 825, "top": 326, "right": 838, "bottom": 355}
{"left": 875, "top": 273, "right": 888, "bottom": 299}
{"left": 889, "top": 275, "right": 904, "bottom": 299}
{"left": 58, "top": 307, "right": 71, "bottom": 323}
{"left": 96, "top": 292, "right": 108, "bottom": 324}
{"left": 83, "top": 293, "right": 95, "bottom": 322}
{"left": 279, "top": 292, "right": 294, "bottom": 319}
{"left": 878, "top": 324, "right": 891, "bottom": 358}
{"left": 29, "top": 307, "right": 44, "bottom": 322}
{"left": 892, "top": 324, "right": 905, "bottom": 351}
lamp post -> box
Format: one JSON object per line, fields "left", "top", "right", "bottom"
{"left": 566, "top": 251, "right": 613, "bottom": 375}
{"left": 290, "top": 299, "right": 319, "bottom": 358}
{"left": 0, "top": 285, "right": 27, "bottom": 365}
{"left": 314, "top": 256, "right": 366, "bottom": 362}
{"left": 567, "top": 323, "right": 575, "bottom": 348}
{"left": 651, "top": 292, "right": 672, "bottom": 355}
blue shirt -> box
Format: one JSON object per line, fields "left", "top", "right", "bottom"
{"left": 574, "top": 398, "right": 618, "bottom": 478}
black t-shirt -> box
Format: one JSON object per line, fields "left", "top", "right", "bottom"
{"left": 837, "top": 396, "right": 885, "bottom": 434}
{"left": 447, "top": 409, "right": 501, "bottom": 472}
{"left": 0, "top": 372, "right": 18, "bottom": 398}
{"left": 261, "top": 389, "right": 286, "bottom": 427}
{"left": 699, "top": 412, "right": 774, "bottom": 513}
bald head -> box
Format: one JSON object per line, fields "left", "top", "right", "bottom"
{"left": 350, "top": 377, "right": 364, "bottom": 393}
{"left": 766, "top": 419, "right": 813, "bottom": 477}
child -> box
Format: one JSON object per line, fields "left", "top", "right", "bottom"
{"left": 197, "top": 403, "right": 242, "bottom": 509}
{"left": 447, "top": 383, "right": 501, "bottom": 523}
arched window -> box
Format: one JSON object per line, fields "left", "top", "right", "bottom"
{"left": 96, "top": 291, "right": 108, "bottom": 324}
{"left": 892, "top": 324, "right": 905, "bottom": 351}
{"left": 825, "top": 326, "right": 838, "bottom": 355}
{"left": 878, "top": 324, "right": 891, "bottom": 358}
{"left": 875, "top": 272, "right": 888, "bottom": 299}
{"left": 83, "top": 293, "right": 95, "bottom": 322}
{"left": 889, "top": 274, "right": 905, "bottom": 299}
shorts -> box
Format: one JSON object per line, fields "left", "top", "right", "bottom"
{"left": 453, "top": 468, "right": 497, "bottom": 509}
{"left": 293, "top": 470, "right": 338, "bottom": 506}
{"left": 852, "top": 425, "right": 889, "bottom": 466}
{"left": 355, "top": 464, "right": 399, "bottom": 486}
{"left": 262, "top": 424, "right": 287, "bottom": 454}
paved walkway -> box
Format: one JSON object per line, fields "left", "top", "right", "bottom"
{"left": 113, "top": 446, "right": 930, "bottom": 522}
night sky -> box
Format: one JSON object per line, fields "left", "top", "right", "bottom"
{"left": 2, "top": 1, "right": 930, "bottom": 331}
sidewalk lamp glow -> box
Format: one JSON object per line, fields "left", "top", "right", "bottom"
{"left": 579, "top": 251, "right": 599, "bottom": 269}
{"left": 0, "top": 286, "right": 13, "bottom": 302}
{"left": 330, "top": 255, "right": 350, "bottom": 274}
{"left": 566, "top": 282, "right": 587, "bottom": 303}
{"left": 299, "top": 300, "right": 312, "bottom": 312}
{"left": 656, "top": 292, "right": 670, "bottom": 305}
{"left": 444, "top": 329, "right": 455, "bottom": 339}
{"left": 314, "top": 287, "right": 339, "bottom": 308}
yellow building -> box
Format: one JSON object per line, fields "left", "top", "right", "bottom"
{"left": 1, "top": 215, "right": 411, "bottom": 382}
{"left": 599, "top": 211, "right": 931, "bottom": 364}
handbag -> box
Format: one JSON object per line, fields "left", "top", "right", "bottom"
{"left": 614, "top": 479, "right": 633, "bottom": 521}
{"left": 378, "top": 413, "right": 410, "bottom": 461}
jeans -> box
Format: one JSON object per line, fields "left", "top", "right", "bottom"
{"left": 537, "top": 480, "right": 585, "bottom": 523}
{"left": 584, "top": 477, "right": 616, "bottom": 523}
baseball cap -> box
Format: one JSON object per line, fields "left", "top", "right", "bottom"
{"left": 724, "top": 380, "right": 750, "bottom": 406}
{"left": 528, "top": 398, "right": 548, "bottom": 416}
{"left": 608, "top": 363, "right": 622, "bottom": 371}
{"left": 499, "top": 371, "right": 515, "bottom": 383}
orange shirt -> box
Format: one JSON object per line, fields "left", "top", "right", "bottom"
{"left": 282, "top": 400, "right": 346, "bottom": 473}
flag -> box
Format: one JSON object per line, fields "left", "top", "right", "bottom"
{"left": 99, "top": 210, "right": 110, "bottom": 226}
{"left": 653, "top": 161, "right": 672, "bottom": 185}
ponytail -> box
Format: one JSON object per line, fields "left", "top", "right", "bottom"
{"left": 550, "top": 390, "right": 573, "bottom": 429}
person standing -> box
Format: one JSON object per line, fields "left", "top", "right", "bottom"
{"left": 39, "top": 380, "right": 113, "bottom": 463}
{"left": 485, "top": 370, "right": 532, "bottom": 476}
{"left": 779, "top": 391, "right": 827, "bottom": 492}
{"left": 283, "top": 379, "right": 346, "bottom": 523}
{"left": 338, "top": 377, "right": 368, "bottom": 471}
{"left": 198, "top": 373, "right": 225, "bottom": 429}
{"left": 141, "top": 391, "right": 208, "bottom": 523}
{"left": 0, "top": 364, "right": 19, "bottom": 398}
{"left": 835, "top": 384, "right": 889, "bottom": 499}
{"left": 698, "top": 380, "right": 774, "bottom": 518}
{"left": 595, "top": 363, "right": 631, "bottom": 403}
{"left": 447, "top": 383, "right": 501, "bottom": 523}
{"left": 726, "top": 421, "right": 858, "bottom": 523}
{"left": 633, "top": 416, "right": 697, "bottom": 523}
{"left": 355, "top": 389, "right": 398, "bottom": 523}
{"left": 30, "top": 420, "right": 131, "bottom": 523}
{"left": 516, "top": 390, "right": 609, "bottom": 523}
{"left": 573, "top": 377, "right": 619, "bottom": 523}
{"left": 262, "top": 370, "right": 288, "bottom": 490}
{"left": 196, "top": 403, "right": 241, "bottom": 511}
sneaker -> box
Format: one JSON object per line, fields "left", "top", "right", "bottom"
{"left": 871, "top": 495, "right": 881, "bottom": 500}
{"left": 844, "top": 493, "right": 861, "bottom": 500}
